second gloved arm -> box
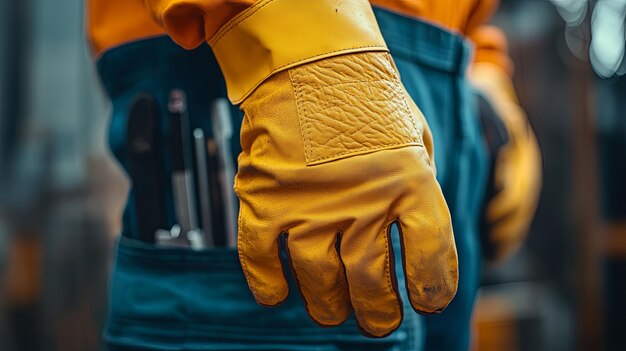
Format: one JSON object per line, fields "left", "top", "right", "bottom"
{"left": 466, "top": 6, "right": 543, "bottom": 262}
{"left": 470, "top": 61, "right": 543, "bottom": 263}
{"left": 147, "top": 0, "right": 459, "bottom": 337}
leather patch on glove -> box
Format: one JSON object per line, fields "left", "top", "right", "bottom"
{"left": 290, "top": 52, "right": 422, "bottom": 165}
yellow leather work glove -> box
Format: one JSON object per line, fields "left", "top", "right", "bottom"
{"left": 209, "top": 0, "right": 458, "bottom": 337}
{"left": 470, "top": 63, "right": 543, "bottom": 263}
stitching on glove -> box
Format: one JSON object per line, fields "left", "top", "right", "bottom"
{"left": 289, "top": 69, "right": 313, "bottom": 162}
{"left": 210, "top": 0, "right": 274, "bottom": 44}
{"left": 272, "top": 47, "right": 387, "bottom": 76}
{"left": 236, "top": 202, "right": 256, "bottom": 298}
{"left": 387, "top": 54, "right": 420, "bottom": 141}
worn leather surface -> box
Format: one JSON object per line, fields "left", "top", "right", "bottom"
{"left": 290, "top": 53, "right": 422, "bottom": 165}
{"left": 470, "top": 62, "right": 542, "bottom": 262}
{"left": 235, "top": 52, "right": 458, "bottom": 338}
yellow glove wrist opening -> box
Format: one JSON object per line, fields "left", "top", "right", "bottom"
{"left": 208, "top": 0, "right": 389, "bottom": 104}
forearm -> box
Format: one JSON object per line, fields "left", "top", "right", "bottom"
{"left": 87, "top": 0, "right": 254, "bottom": 55}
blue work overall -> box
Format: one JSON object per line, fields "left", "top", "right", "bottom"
{"left": 99, "top": 7, "right": 487, "bottom": 351}
{"left": 373, "top": 8, "right": 488, "bottom": 350}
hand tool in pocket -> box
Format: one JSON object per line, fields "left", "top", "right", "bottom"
{"left": 193, "top": 128, "right": 215, "bottom": 247}
{"left": 162, "top": 89, "right": 205, "bottom": 249}
{"left": 126, "top": 93, "right": 166, "bottom": 242}
{"left": 211, "top": 98, "right": 237, "bottom": 248}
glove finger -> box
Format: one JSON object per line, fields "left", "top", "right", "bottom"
{"left": 285, "top": 228, "right": 351, "bottom": 326}
{"left": 395, "top": 173, "right": 458, "bottom": 314}
{"left": 339, "top": 217, "right": 402, "bottom": 338}
{"left": 238, "top": 203, "right": 289, "bottom": 307}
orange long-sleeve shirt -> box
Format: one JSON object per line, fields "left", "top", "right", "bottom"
{"left": 86, "top": 0, "right": 511, "bottom": 74}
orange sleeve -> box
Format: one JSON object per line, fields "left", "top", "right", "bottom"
{"left": 144, "top": 0, "right": 255, "bottom": 50}
{"left": 465, "top": 0, "right": 514, "bottom": 76}
{"left": 87, "top": 0, "right": 253, "bottom": 56}
{"left": 87, "top": 0, "right": 166, "bottom": 56}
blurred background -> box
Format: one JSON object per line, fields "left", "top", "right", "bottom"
{"left": 0, "top": 0, "right": 625, "bottom": 350}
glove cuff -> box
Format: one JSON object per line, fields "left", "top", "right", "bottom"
{"left": 208, "top": 0, "right": 388, "bottom": 104}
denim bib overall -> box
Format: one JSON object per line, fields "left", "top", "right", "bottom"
{"left": 98, "top": 7, "right": 487, "bottom": 351}
{"left": 374, "top": 8, "right": 489, "bottom": 350}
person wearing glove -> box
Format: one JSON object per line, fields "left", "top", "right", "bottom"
{"left": 92, "top": 0, "right": 457, "bottom": 349}
{"left": 176, "top": 0, "right": 459, "bottom": 336}
{"left": 88, "top": 0, "right": 536, "bottom": 350}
